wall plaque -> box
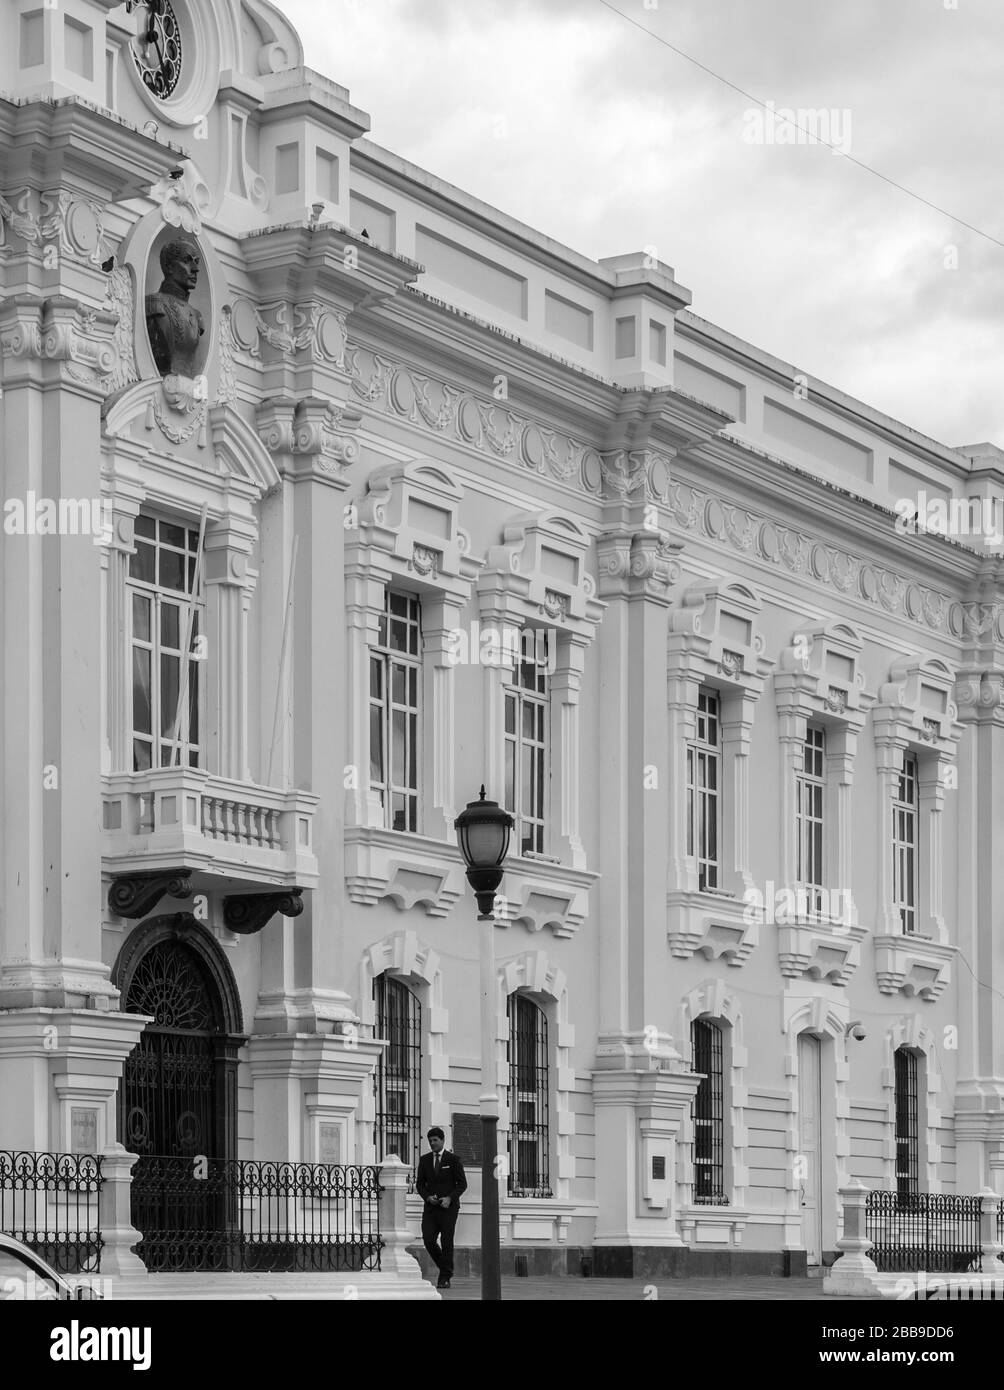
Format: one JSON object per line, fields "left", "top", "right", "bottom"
{"left": 451, "top": 1112, "right": 483, "bottom": 1165}
{"left": 318, "top": 1122, "right": 342, "bottom": 1165}
{"left": 71, "top": 1108, "right": 98, "bottom": 1155}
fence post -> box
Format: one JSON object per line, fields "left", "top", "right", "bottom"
{"left": 97, "top": 1146, "right": 147, "bottom": 1279}
{"left": 376, "top": 1156, "right": 426, "bottom": 1281}
{"left": 978, "top": 1187, "right": 1004, "bottom": 1274}
{"left": 823, "top": 1179, "right": 878, "bottom": 1296}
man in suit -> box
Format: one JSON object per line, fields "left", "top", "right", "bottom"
{"left": 416, "top": 1126, "right": 467, "bottom": 1289}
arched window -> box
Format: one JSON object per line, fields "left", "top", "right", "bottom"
{"left": 507, "top": 993, "right": 551, "bottom": 1198}
{"left": 373, "top": 975, "right": 422, "bottom": 1173}
{"left": 894, "top": 1047, "right": 920, "bottom": 1200}
{"left": 691, "top": 1019, "right": 728, "bottom": 1205}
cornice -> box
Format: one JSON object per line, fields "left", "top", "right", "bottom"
{"left": 0, "top": 97, "right": 185, "bottom": 202}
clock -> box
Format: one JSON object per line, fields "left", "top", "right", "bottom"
{"left": 127, "top": 0, "right": 183, "bottom": 100}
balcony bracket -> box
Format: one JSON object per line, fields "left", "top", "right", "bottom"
{"left": 109, "top": 869, "right": 193, "bottom": 919}
{"left": 223, "top": 888, "right": 304, "bottom": 935}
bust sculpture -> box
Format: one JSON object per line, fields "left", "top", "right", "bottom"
{"left": 145, "top": 239, "right": 205, "bottom": 378}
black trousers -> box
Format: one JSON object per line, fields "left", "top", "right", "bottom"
{"left": 421, "top": 1202, "right": 459, "bottom": 1281}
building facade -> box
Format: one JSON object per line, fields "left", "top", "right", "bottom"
{"left": 1, "top": 0, "right": 1003, "bottom": 1277}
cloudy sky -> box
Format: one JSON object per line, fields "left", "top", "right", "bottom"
{"left": 272, "top": 0, "right": 1003, "bottom": 450}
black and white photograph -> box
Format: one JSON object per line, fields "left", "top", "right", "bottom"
{"left": 0, "top": 0, "right": 1000, "bottom": 1360}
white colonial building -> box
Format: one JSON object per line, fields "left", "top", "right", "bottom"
{"left": 1, "top": 0, "right": 1003, "bottom": 1282}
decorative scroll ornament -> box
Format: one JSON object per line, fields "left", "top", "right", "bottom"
{"left": 0, "top": 189, "right": 42, "bottom": 247}
{"left": 103, "top": 266, "right": 139, "bottom": 396}
{"left": 411, "top": 544, "right": 441, "bottom": 577}
{"left": 109, "top": 869, "right": 193, "bottom": 919}
{"left": 150, "top": 162, "right": 211, "bottom": 235}
{"left": 223, "top": 889, "right": 304, "bottom": 935}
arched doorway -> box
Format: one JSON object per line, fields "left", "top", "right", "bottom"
{"left": 113, "top": 914, "right": 244, "bottom": 1271}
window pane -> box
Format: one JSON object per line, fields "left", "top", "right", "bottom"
{"left": 408, "top": 713, "right": 417, "bottom": 788}
{"left": 129, "top": 542, "right": 156, "bottom": 584}
{"left": 135, "top": 514, "right": 156, "bottom": 539}
{"left": 505, "top": 694, "right": 516, "bottom": 736}
{"left": 369, "top": 707, "right": 383, "bottom": 783}
{"left": 390, "top": 592, "right": 408, "bottom": 617}
{"left": 392, "top": 709, "right": 405, "bottom": 783}
{"left": 523, "top": 702, "right": 535, "bottom": 740}
{"left": 132, "top": 594, "right": 151, "bottom": 643}
{"left": 158, "top": 548, "right": 185, "bottom": 592}
{"left": 390, "top": 619, "right": 408, "bottom": 652}
{"left": 392, "top": 663, "right": 406, "bottom": 705}
{"left": 188, "top": 662, "right": 199, "bottom": 743}
{"left": 132, "top": 738, "right": 152, "bottom": 772}
{"left": 408, "top": 666, "right": 417, "bottom": 706}
{"left": 132, "top": 648, "right": 152, "bottom": 735}
{"left": 370, "top": 657, "right": 383, "bottom": 700}
{"left": 160, "top": 522, "right": 185, "bottom": 550}
{"left": 161, "top": 602, "right": 180, "bottom": 651}
{"left": 160, "top": 653, "right": 179, "bottom": 736}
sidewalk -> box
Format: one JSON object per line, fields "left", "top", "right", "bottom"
{"left": 435, "top": 1274, "right": 872, "bottom": 1300}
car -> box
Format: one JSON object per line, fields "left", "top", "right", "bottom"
{"left": 0, "top": 1232, "right": 103, "bottom": 1300}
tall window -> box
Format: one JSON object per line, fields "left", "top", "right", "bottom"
{"left": 127, "top": 514, "right": 203, "bottom": 771}
{"left": 369, "top": 590, "right": 421, "bottom": 832}
{"left": 892, "top": 752, "right": 918, "bottom": 934}
{"left": 373, "top": 974, "right": 422, "bottom": 1175}
{"left": 894, "top": 1047, "right": 920, "bottom": 1201}
{"left": 687, "top": 689, "right": 721, "bottom": 890}
{"left": 796, "top": 724, "right": 825, "bottom": 911}
{"left": 691, "top": 1019, "right": 728, "bottom": 1205}
{"left": 507, "top": 993, "right": 551, "bottom": 1197}
{"left": 504, "top": 637, "right": 548, "bottom": 856}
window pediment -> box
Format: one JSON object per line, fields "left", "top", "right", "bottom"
{"left": 479, "top": 509, "right": 603, "bottom": 636}
{"left": 667, "top": 577, "right": 773, "bottom": 691}
{"left": 348, "top": 458, "right": 480, "bottom": 598}
{"left": 776, "top": 621, "right": 872, "bottom": 728}
{"left": 874, "top": 654, "right": 963, "bottom": 755}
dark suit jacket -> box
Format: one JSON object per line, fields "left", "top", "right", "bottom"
{"left": 416, "top": 1149, "right": 467, "bottom": 1207}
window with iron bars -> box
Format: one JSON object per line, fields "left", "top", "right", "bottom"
{"left": 796, "top": 724, "right": 826, "bottom": 914}
{"left": 894, "top": 1047, "right": 920, "bottom": 1201}
{"left": 506, "top": 993, "right": 552, "bottom": 1198}
{"left": 373, "top": 974, "right": 422, "bottom": 1184}
{"left": 127, "top": 514, "right": 203, "bottom": 771}
{"left": 892, "top": 752, "right": 918, "bottom": 934}
{"left": 686, "top": 689, "right": 721, "bottom": 891}
{"left": 369, "top": 591, "right": 421, "bottom": 832}
{"left": 503, "top": 636, "right": 548, "bottom": 857}
{"left": 691, "top": 1019, "right": 729, "bottom": 1205}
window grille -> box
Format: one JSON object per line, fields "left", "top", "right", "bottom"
{"left": 796, "top": 724, "right": 826, "bottom": 913}
{"left": 894, "top": 1047, "right": 920, "bottom": 1201}
{"left": 373, "top": 975, "right": 422, "bottom": 1180}
{"left": 503, "top": 636, "right": 548, "bottom": 856}
{"left": 369, "top": 591, "right": 421, "bottom": 832}
{"left": 127, "top": 514, "right": 203, "bottom": 771}
{"left": 892, "top": 752, "right": 918, "bottom": 934}
{"left": 686, "top": 689, "right": 721, "bottom": 891}
{"left": 691, "top": 1019, "right": 728, "bottom": 1205}
{"left": 507, "top": 993, "right": 551, "bottom": 1197}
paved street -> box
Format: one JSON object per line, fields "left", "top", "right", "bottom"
{"left": 436, "top": 1274, "right": 872, "bottom": 1300}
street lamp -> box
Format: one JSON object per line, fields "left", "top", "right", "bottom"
{"left": 455, "top": 785, "right": 513, "bottom": 1303}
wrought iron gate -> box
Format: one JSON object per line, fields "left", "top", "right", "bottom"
{"left": 119, "top": 937, "right": 235, "bottom": 1271}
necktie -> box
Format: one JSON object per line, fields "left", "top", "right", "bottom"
{"left": 434, "top": 1153, "right": 441, "bottom": 1177}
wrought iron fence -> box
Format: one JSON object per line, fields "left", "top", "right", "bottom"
{"left": 130, "top": 1157, "right": 382, "bottom": 1274}
{"left": 0, "top": 1151, "right": 103, "bottom": 1274}
{"left": 866, "top": 1190, "right": 982, "bottom": 1273}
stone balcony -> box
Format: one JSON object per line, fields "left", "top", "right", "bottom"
{"left": 101, "top": 769, "right": 319, "bottom": 893}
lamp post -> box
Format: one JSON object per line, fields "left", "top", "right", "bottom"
{"left": 455, "top": 785, "right": 513, "bottom": 1303}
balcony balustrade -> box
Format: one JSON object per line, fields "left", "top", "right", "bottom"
{"left": 102, "top": 769, "right": 319, "bottom": 892}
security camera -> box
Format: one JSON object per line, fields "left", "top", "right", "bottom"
{"left": 846, "top": 1021, "right": 866, "bottom": 1042}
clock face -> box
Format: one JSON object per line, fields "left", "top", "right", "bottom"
{"left": 129, "top": 0, "right": 183, "bottom": 100}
